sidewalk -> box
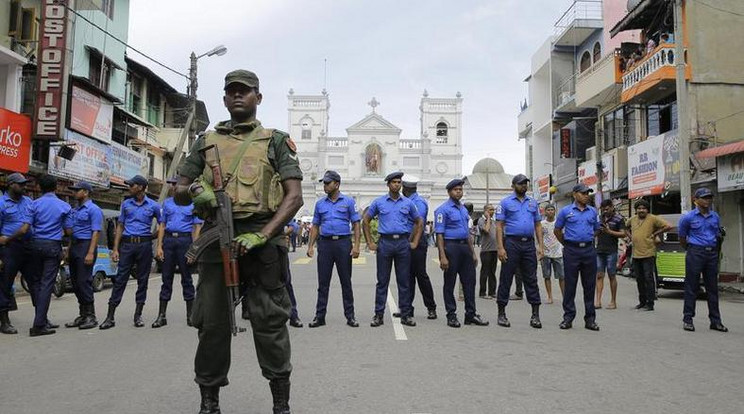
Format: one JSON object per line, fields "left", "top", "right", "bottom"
{"left": 720, "top": 282, "right": 744, "bottom": 295}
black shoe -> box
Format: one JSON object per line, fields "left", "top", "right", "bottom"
{"left": 497, "top": 314, "right": 510, "bottom": 327}
{"left": 635, "top": 303, "right": 647, "bottom": 310}
{"left": 289, "top": 317, "right": 303, "bottom": 328}
{"left": 710, "top": 322, "right": 728, "bottom": 332}
{"left": 152, "top": 301, "right": 168, "bottom": 328}
{"left": 447, "top": 317, "right": 461, "bottom": 328}
{"left": 99, "top": 304, "right": 116, "bottom": 330}
{"left": 78, "top": 304, "right": 98, "bottom": 330}
{"left": 370, "top": 314, "right": 384, "bottom": 327}
{"left": 0, "top": 311, "right": 18, "bottom": 334}
{"left": 683, "top": 322, "right": 695, "bottom": 332}
{"left": 198, "top": 385, "right": 221, "bottom": 414}
{"left": 308, "top": 317, "right": 325, "bottom": 328}
{"left": 559, "top": 320, "right": 573, "bottom": 330}
{"left": 346, "top": 318, "right": 359, "bottom": 327}
{"left": 427, "top": 309, "right": 437, "bottom": 320}
{"left": 642, "top": 304, "right": 654, "bottom": 311}
{"left": 584, "top": 321, "right": 600, "bottom": 331}
{"left": 530, "top": 315, "right": 542, "bottom": 329}
{"left": 133, "top": 303, "right": 145, "bottom": 328}
{"left": 29, "top": 325, "right": 56, "bottom": 337}
{"left": 392, "top": 312, "right": 401, "bottom": 318}
{"left": 400, "top": 316, "right": 416, "bottom": 326}
{"left": 65, "top": 305, "right": 85, "bottom": 328}
{"left": 465, "top": 314, "right": 489, "bottom": 326}
{"left": 46, "top": 320, "right": 59, "bottom": 329}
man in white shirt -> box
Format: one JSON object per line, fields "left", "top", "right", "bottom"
{"left": 541, "top": 204, "right": 564, "bottom": 304}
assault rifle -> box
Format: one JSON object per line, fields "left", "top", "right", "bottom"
{"left": 185, "top": 144, "right": 241, "bottom": 336}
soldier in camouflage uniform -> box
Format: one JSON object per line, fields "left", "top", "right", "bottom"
{"left": 176, "top": 70, "right": 303, "bottom": 414}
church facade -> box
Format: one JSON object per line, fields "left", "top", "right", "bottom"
{"left": 288, "top": 90, "right": 464, "bottom": 220}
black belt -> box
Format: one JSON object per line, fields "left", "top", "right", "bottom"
{"left": 689, "top": 244, "right": 716, "bottom": 252}
{"left": 165, "top": 232, "right": 192, "bottom": 238}
{"left": 506, "top": 235, "right": 534, "bottom": 242}
{"left": 564, "top": 240, "right": 593, "bottom": 248}
{"left": 71, "top": 239, "right": 91, "bottom": 245}
{"left": 319, "top": 235, "right": 350, "bottom": 240}
{"left": 122, "top": 236, "right": 152, "bottom": 243}
{"left": 445, "top": 239, "right": 469, "bottom": 244}
{"left": 379, "top": 233, "right": 409, "bottom": 240}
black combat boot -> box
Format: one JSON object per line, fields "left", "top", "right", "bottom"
{"left": 65, "top": 304, "right": 85, "bottom": 328}
{"left": 497, "top": 304, "right": 510, "bottom": 327}
{"left": 99, "top": 304, "right": 117, "bottom": 330}
{"left": 0, "top": 310, "right": 18, "bottom": 335}
{"left": 186, "top": 300, "right": 194, "bottom": 327}
{"left": 530, "top": 303, "right": 542, "bottom": 329}
{"left": 133, "top": 303, "right": 145, "bottom": 327}
{"left": 270, "top": 378, "right": 291, "bottom": 414}
{"left": 198, "top": 385, "right": 221, "bottom": 414}
{"left": 151, "top": 300, "right": 168, "bottom": 328}
{"left": 79, "top": 303, "right": 98, "bottom": 330}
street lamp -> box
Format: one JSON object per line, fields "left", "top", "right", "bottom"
{"left": 189, "top": 44, "right": 227, "bottom": 100}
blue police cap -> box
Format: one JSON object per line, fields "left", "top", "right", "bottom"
{"left": 6, "top": 172, "right": 29, "bottom": 185}
{"left": 166, "top": 176, "right": 179, "bottom": 184}
{"left": 384, "top": 171, "right": 404, "bottom": 182}
{"left": 319, "top": 170, "right": 341, "bottom": 183}
{"left": 69, "top": 181, "right": 93, "bottom": 192}
{"left": 402, "top": 174, "right": 420, "bottom": 188}
{"left": 446, "top": 178, "right": 465, "bottom": 191}
{"left": 512, "top": 174, "right": 530, "bottom": 185}
{"left": 125, "top": 175, "right": 148, "bottom": 187}
{"left": 694, "top": 187, "right": 713, "bottom": 198}
{"left": 572, "top": 183, "right": 594, "bottom": 193}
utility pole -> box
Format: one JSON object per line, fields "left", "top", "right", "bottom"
{"left": 674, "top": 0, "right": 691, "bottom": 212}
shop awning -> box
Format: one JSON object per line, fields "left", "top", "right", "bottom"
{"left": 695, "top": 140, "right": 744, "bottom": 159}
{"left": 610, "top": 0, "right": 664, "bottom": 38}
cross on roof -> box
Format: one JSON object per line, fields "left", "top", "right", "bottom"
{"left": 368, "top": 97, "right": 380, "bottom": 113}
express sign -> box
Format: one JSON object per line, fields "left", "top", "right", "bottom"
{"left": 34, "top": 0, "right": 69, "bottom": 139}
{"left": 0, "top": 108, "right": 32, "bottom": 173}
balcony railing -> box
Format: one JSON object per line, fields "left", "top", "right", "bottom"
{"left": 554, "top": 0, "right": 603, "bottom": 37}
{"left": 399, "top": 139, "right": 421, "bottom": 150}
{"left": 578, "top": 49, "right": 622, "bottom": 83}
{"left": 622, "top": 44, "right": 684, "bottom": 92}
{"left": 555, "top": 74, "right": 576, "bottom": 109}
{"left": 326, "top": 138, "right": 347, "bottom": 148}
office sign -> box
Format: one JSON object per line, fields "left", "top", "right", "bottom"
{"left": 628, "top": 130, "right": 680, "bottom": 198}
{"left": 717, "top": 153, "right": 744, "bottom": 192}
{"left": 34, "top": 0, "right": 69, "bottom": 139}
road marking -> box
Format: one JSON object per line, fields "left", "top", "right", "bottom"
{"left": 352, "top": 256, "right": 366, "bottom": 265}
{"left": 13, "top": 276, "right": 163, "bottom": 307}
{"left": 386, "top": 288, "right": 407, "bottom": 341}
{"left": 293, "top": 257, "right": 313, "bottom": 265}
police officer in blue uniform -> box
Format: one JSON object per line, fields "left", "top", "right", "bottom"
{"left": 100, "top": 174, "right": 162, "bottom": 330}
{"left": 288, "top": 219, "right": 299, "bottom": 252}
{"left": 494, "top": 174, "right": 544, "bottom": 328}
{"left": 400, "top": 176, "right": 437, "bottom": 320}
{"left": 0, "top": 173, "right": 34, "bottom": 335}
{"left": 363, "top": 171, "right": 423, "bottom": 327}
{"left": 25, "top": 174, "right": 72, "bottom": 337}
{"left": 306, "top": 171, "right": 361, "bottom": 327}
{"left": 679, "top": 187, "right": 728, "bottom": 333}
{"left": 554, "top": 183, "right": 600, "bottom": 331}
{"left": 64, "top": 181, "right": 104, "bottom": 330}
{"left": 152, "top": 177, "right": 203, "bottom": 328}
{"left": 434, "top": 178, "right": 489, "bottom": 328}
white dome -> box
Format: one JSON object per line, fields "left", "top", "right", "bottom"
{"left": 472, "top": 158, "right": 505, "bottom": 174}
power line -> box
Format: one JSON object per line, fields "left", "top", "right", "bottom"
{"left": 697, "top": 0, "right": 744, "bottom": 17}
{"left": 61, "top": 3, "right": 189, "bottom": 80}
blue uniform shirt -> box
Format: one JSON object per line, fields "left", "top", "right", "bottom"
{"left": 119, "top": 196, "right": 161, "bottom": 236}
{"left": 495, "top": 193, "right": 542, "bottom": 237}
{"left": 434, "top": 198, "right": 470, "bottom": 239}
{"left": 26, "top": 193, "right": 72, "bottom": 241}
{"left": 159, "top": 197, "right": 202, "bottom": 233}
{"left": 555, "top": 203, "right": 600, "bottom": 243}
{"left": 366, "top": 194, "right": 419, "bottom": 235}
{"left": 65, "top": 199, "right": 104, "bottom": 240}
{"left": 679, "top": 208, "right": 720, "bottom": 247}
{"left": 289, "top": 220, "right": 300, "bottom": 234}
{"left": 0, "top": 194, "right": 33, "bottom": 238}
{"left": 313, "top": 193, "right": 361, "bottom": 236}
{"left": 407, "top": 193, "right": 428, "bottom": 231}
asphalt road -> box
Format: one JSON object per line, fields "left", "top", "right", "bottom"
{"left": 1, "top": 247, "right": 743, "bottom": 414}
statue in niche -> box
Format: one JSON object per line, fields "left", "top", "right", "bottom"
{"left": 365, "top": 144, "right": 382, "bottom": 174}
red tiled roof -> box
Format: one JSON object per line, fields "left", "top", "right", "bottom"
{"left": 695, "top": 140, "right": 744, "bottom": 159}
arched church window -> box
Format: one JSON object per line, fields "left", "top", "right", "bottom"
{"left": 580, "top": 51, "right": 591, "bottom": 72}
{"left": 301, "top": 118, "right": 313, "bottom": 140}
{"left": 436, "top": 122, "right": 448, "bottom": 144}
{"left": 593, "top": 42, "right": 602, "bottom": 64}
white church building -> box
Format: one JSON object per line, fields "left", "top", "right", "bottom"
{"left": 288, "top": 89, "right": 465, "bottom": 220}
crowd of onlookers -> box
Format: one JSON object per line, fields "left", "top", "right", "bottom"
{"left": 620, "top": 29, "right": 675, "bottom": 73}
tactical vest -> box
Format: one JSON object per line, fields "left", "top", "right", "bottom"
{"left": 202, "top": 126, "right": 284, "bottom": 219}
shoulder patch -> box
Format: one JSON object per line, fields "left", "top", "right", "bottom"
{"left": 436, "top": 213, "right": 444, "bottom": 224}
{"left": 286, "top": 136, "right": 297, "bottom": 153}
{"left": 495, "top": 204, "right": 503, "bottom": 215}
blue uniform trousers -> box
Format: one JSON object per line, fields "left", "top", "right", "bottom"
{"left": 109, "top": 240, "right": 153, "bottom": 306}
{"left": 562, "top": 244, "right": 597, "bottom": 323}
{"left": 315, "top": 237, "right": 354, "bottom": 319}
{"left": 374, "top": 237, "right": 412, "bottom": 317}
{"left": 0, "top": 241, "right": 34, "bottom": 311}
{"left": 284, "top": 259, "right": 299, "bottom": 320}
{"left": 409, "top": 239, "right": 436, "bottom": 314}
{"left": 159, "top": 235, "right": 195, "bottom": 302}
{"left": 442, "top": 241, "right": 476, "bottom": 318}
{"left": 29, "top": 239, "right": 62, "bottom": 328}
{"left": 496, "top": 237, "right": 540, "bottom": 306}
{"left": 683, "top": 245, "right": 721, "bottom": 324}
{"left": 68, "top": 240, "right": 96, "bottom": 305}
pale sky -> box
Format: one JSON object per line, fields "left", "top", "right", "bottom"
{"left": 128, "top": 0, "right": 576, "bottom": 176}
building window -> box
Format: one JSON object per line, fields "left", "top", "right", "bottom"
{"left": 128, "top": 73, "right": 143, "bottom": 115}
{"left": 646, "top": 101, "right": 677, "bottom": 137}
{"left": 300, "top": 117, "right": 313, "bottom": 140}
{"left": 147, "top": 88, "right": 161, "bottom": 126}
{"left": 580, "top": 51, "right": 591, "bottom": 72}
{"left": 102, "top": 0, "right": 115, "bottom": 19}
{"left": 8, "top": 2, "right": 37, "bottom": 44}
{"left": 436, "top": 122, "right": 448, "bottom": 144}
{"left": 89, "top": 56, "right": 111, "bottom": 91}
{"left": 593, "top": 42, "right": 602, "bottom": 64}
